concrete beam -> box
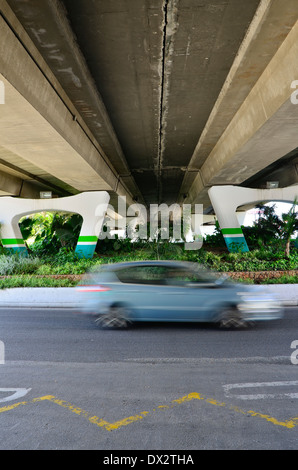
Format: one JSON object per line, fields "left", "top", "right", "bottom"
{"left": 183, "top": 0, "right": 298, "bottom": 207}
{"left": 0, "top": 191, "right": 110, "bottom": 258}
{"left": 0, "top": 168, "right": 22, "bottom": 195}
{"left": 0, "top": 0, "right": 135, "bottom": 205}
{"left": 203, "top": 19, "right": 298, "bottom": 186}
{"left": 5, "top": 0, "right": 148, "bottom": 205}
{"left": 0, "top": 166, "right": 42, "bottom": 197}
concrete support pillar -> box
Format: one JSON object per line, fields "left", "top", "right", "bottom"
{"left": 2, "top": 214, "right": 27, "bottom": 254}
{"left": 0, "top": 191, "right": 110, "bottom": 258}
{"left": 74, "top": 192, "right": 110, "bottom": 258}
{"left": 208, "top": 185, "right": 298, "bottom": 252}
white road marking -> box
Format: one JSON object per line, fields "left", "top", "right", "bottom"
{"left": 223, "top": 380, "right": 298, "bottom": 400}
{"left": 0, "top": 341, "right": 4, "bottom": 364}
{"left": 0, "top": 388, "right": 31, "bottom": 403}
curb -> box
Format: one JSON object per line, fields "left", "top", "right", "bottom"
{"left": 259, "top": 284, "right": 298, "bottom": 306}
{"left": 0, "top": 285, "right": 297, "bottom": 308}
{"left": 0, "top": 288, "right": 80, "bottom": 308}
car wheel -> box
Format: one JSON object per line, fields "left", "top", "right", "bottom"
{"left": 218, "top": 307, "right": 247, "bottom": 329}
{"left": 95, "top": 304, "right": 129, "bottom": 329}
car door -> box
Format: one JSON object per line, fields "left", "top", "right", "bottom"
{"left": 113, "top": 265, "right": 173, "bottom": 321}
{"left": 114, "top": 264, "right": 220, "bottom": 322}
{"left": 156, "top": 266, "right": 221, "bottom": 321}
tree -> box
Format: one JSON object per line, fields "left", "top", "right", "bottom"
{"left": 255, "top": 204, "right": 282, "bottom": 242}
{"left": 280, "top": 199, "right": 298, "bottom": 257}
{"left": 245, "top": 201, "right": 298, "bottom": 256}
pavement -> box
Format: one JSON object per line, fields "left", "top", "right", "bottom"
{"left": 0, "top": 284, "right": 297, "bottom": 308}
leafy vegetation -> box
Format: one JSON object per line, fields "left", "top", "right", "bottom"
{"left": 204, "top": 201, "right": 298, "bottom": 257}
{"left": 0, "top": 203, "right": 295, "bottom": 287}
{"left": 0, "top": 243, "right": 296, "bottom": 286}
{"left": 0, "top": 275, "right": 77, "bottom": 289}
{"left": 19, "top": 212, "right": 82, "bottom": 256}
{"left": 243, "top": 202, "right": 298, "bottom": 257}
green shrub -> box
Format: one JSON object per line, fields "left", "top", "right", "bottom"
{"left": 19, "top": 212, "right": 82, "bottom": 256}
{"left": 35, "top": 264, "right": 53, "bottom": 275}
{"left": 0, "top": 275, "right": 77, "bottom": 289}
{"left": 262, "top": 275, "right": 298, "bottom": 284}
{"left": 0, "top": 243, "right": 296, "bottom": 288}
{"left": 0, "top": 254, "right": 42, "bottom": 276}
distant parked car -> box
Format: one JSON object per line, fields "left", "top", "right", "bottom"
{"left": 78, "top": 260, "right": 283, "bottom": 329}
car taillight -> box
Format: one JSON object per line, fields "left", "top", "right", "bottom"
{"left": 78, "top": 285, "right": 111, "bottom": 292}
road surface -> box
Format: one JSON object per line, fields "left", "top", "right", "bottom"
{"left": 0, "top": 307, "right": 297, "bottom": 451}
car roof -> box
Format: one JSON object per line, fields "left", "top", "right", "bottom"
{"left": 99, "top": 260, "right": 203, "bottom": 271}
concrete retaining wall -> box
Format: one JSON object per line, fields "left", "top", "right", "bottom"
{"left": 0, "top": 284, "right": 296, "bottom": 308}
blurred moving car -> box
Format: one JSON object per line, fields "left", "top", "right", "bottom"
{"left": 78, "top": 260, "right": 283, "bottom": 329}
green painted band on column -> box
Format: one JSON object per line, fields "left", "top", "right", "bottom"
{"left": 75, "top": 236, "right": 98, "bottom": 259}
{"left": 220, "top": 227, "right": 249, "bottom": 252}
{"left": 2, "top": 238, "right": 25, "bottom": 245}
{"left": 78, "top": 236, "right": 98, "bottom": 242}
{"left": 221, "top": 228, "right": 243, "bottom": 235}
{"left": 1, "top": 237, "right": 27, "bottom": 255}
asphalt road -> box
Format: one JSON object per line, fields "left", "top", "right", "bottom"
{"left": 0, "top": 307, "right": 297, "bottom": 452}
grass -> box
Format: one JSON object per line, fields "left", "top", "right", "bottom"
{"left": 0, "top": 244, "right": 296, "bottom": 288}
{"left": 0, "top": 275, "right": 77, "bottom": 289}
{"left": 259, "top": 274, "right": 298, "bottom": 284}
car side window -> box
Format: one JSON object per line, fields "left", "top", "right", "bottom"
{"left": 116, "top": 266, "right": 167, "bottom": 285}
{"left": 164, "top": 267, "right": 210, "bottom": 286}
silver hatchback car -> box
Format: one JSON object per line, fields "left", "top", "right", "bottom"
{"left": 78, "top": 260, "right": 283, "bottom": 329}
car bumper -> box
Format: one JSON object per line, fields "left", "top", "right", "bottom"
{"left": 237, "top": 301, "right": 284, "bottom": 321}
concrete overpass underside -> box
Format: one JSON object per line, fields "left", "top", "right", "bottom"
{"left": 0, "top": 0, "right": 298, "bottom": 215}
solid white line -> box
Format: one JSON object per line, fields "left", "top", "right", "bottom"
{"left": 224, "top": 380, "right": 298, "bottom": 390}
{"left": 223, "top": 380, "right": 298, "bottom": 400}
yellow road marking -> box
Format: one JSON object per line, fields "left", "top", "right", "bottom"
{"left": 0, "top": 392, "right": 297, "bottom": 431}
{"left": 0, "top": 401, "right": 27, "bottom": 413}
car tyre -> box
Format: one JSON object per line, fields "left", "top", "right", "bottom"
{"left": 95, "top": 304, "right": 130, "bottom": 329}
{"left": 218, "top": 307, "right": 247, "bottom": 329}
